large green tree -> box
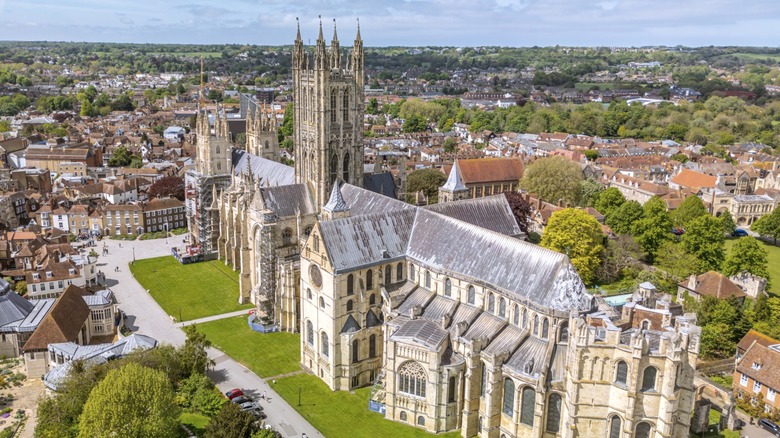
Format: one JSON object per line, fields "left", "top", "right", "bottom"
{"left": 681, "top": 215, "right": 726, "bottom": 272}
{"left": 654, "top": 241, "right": 700, "bottom": 280}
{"left": 520, "top": 156, "right": 583, "bottom": 205}
{"left": 179, "top": 324, "right": 215, "bottom": 376}
{"left": 719, "top": 210, "right": 736, "bottom": 234}
{"left": 752, "top": 208, "right": 780, "bottom": 244}
{"left": 721, "top": 236, "right": 770, "bottom": 282}
{"left": 605, "top": 200, "right": 643, "bottom": 235}
{"left": 407, "top": 168, "right": 447, "bottom": 204}
{"left": 594, "top": 187, "right": 625, "bottom": 217}
{"left": 631, "top": 196, "right": 672, "bottom": 261}
{"left": 540, "top": 208, "right": 605, "bottom": 284}
{"left": 671, "top": 195, "right": 709, "bottom": 228}
{"left": 204, "top": 402, "right": 258, "bottom": 438}
{"left": 77, "top": 363, "right": 180, "bottom": 438}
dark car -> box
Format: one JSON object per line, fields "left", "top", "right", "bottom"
{"left": 671, "top": 227, "right": 685, "bottom": 236}
{"left": 759, "top": 418, "right": 780, "bottom": 435}
{"left": 732, "top": 228, "right": 749, "bottom": 237}
{"left": 225, "top": 388, "right": 244, "bottom": 400}
{"left": 231, "top": 395, "right": 252, "bottom": 404}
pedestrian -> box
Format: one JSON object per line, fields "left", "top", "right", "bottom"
{"left": 262, "top": 391, "right": 267, "bottom": 400}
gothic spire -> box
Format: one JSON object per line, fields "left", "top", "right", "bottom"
{"left": 441, "top": 159, "right": 467, "bottom": 192}
{"left": 356, "top": 17, "right": 361, "bottom": 41}
{"left": 295, "top": 17, "right": 302, "bottom": 42}
{"left": 323, "top": 179, "right": 349, "bottom": 213}
{"left": 317, "top": 15, "right": 324, "bottom": 42}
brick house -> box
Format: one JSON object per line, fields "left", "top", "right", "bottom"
{"left": 734, "top": 331, "right": 780, "bottom": 415}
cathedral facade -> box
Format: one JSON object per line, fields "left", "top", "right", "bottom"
{"left": 187, "top": 22, "right": 702, "bottom": 438}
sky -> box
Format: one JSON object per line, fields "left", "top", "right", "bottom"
{"left": 0, "top": 0, "right": 779, "bottom": 47}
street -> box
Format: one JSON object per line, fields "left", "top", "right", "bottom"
{"left": 98, "top": 235, "right": 322, "bottom": 438}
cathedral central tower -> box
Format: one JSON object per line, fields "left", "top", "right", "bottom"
{"left": 292, "top": 18, "right": 365, "bottom": 209}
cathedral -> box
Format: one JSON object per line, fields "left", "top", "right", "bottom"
{"left": 186, "top": 21, "right": 702, "bottom": 438}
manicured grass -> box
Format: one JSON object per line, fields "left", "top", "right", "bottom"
{"left": 180, "top": 412, "right": 209, "bottom": 437}
{"left": 696, "top": 410, "right": 740, "bottom": 438}
{"left": 273, "top": 373, "right": 461, "bottom": 438}
{"left": 131, "top": 256, "right": 252, "bottom": 321}
{"left": 725, "top": 238, "right": 780, "bottom": 295}
{"left": 197, "top": 315, "right": 301, "bottom": 378}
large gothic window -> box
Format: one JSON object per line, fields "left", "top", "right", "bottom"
{"left": 331, "top": 93, "right": 337, "bottom": 123}
{"left": 502, "top": 379, "right": 515, "bottom": 417}
{"left": 282, "top": 228, "right": 293, "bottom": 246}
{"left": 498, "top": 298, "right": 506, "bottom": 318}
{"left": 352, "top": 340, "right": 359, "bottom": 363}
{"left": 522, "top": 308, "right": 528, "bottom": 328}
{"left": 398, "top": 361, "right": 426, "bottom": 398}
{"left": 329, "top": 154, "right": 338, "bottom": 186}
{"left": 533, "top": 315, "right": 539, "bottom": 335}
{"left": 343, "top": 152, "right": 350, "bottom": 183}
{"left": 542, "top": 318, "right": 549, "bottom": 339}
{"left": 448, "top": 376, "right": 456, "bottom": 403}
{"left": 347, "top": 274, "right": 354, "bottom": 295}
{"left": 425, "top": 271, "right": 431, "bottom": 289}
{"left": 367, "top": 270, "right": 373, "bottom": 290}
{"left": 468, "top": 286, "right": 475, "bottom": 305}
{"left": 397, "top": 263, "right": 404, "bottom": 281}
{"left": 546, "top": 393, "right": 562, "bottom": 433}
{"left": 642, "top": 367, "right": 657, "bottom": 391}
{"left": 635, "top": 422, "right": 652, "bottom": 438}
{"left": 369, "top": 334, "right": 376, "bottom": 358}
{"left": 385, "top": 265, "right": 392, "bottom": 284}
{"left": 520, "top": 387, "right": 535, "bottom": 426}
{"left": 343, "top": 91, "right": 349, "bottom": 122}
{"left": 306, "top": 321, "right": 313, "bottom": 346}
{"left": 321, "top": 332, "right": 329, "bottom": 358}
{"left": 444, "top": 278, "right": 451, "bottom": 297}
{"left": 615, "top": 361, "right": 628, "bottom": 386}
{"left": 609, "top": 416, "right": 622, "bottom": 438}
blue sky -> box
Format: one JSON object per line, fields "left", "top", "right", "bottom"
{"left": 0, "top": 0, "right": 779, "bottom": 47}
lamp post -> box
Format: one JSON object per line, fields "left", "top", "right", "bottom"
{"left": 179, "top": 306, "right": 182, "bottom": 323}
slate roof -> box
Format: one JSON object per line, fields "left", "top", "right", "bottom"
{"left": 0, "top": 292, "right": 34, "bottom": 329}
{"left": 323, "top": 180, "right": 349, "bottom": 213}
{"left": 505, "top": 335, "right": 550, "bottom": 376}
{"left": 424, "top": 195, "right": 522, "bottom": 237}
{"left": 232, "top": 149, "right": 294, "bottom": 187}
{"left": 340, "top": 184, "right": 414, "bottom": 216}
{"left": 260, "top": 184, "right": 316, "bottom": 217}
{"left": 363, "top": 172, "right": 397, "bottom": 198}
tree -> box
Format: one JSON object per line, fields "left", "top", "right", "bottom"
{"left": 577, "top": 179, "right": 603, "bottom": 207}
{"left": 594, "top": 187, "right": 625, "bottom": 217}
{"left": 79, "top": 99, "right": 97, "bottom": 117}
{"left": 179, "top": 324, "right": 214, "bottom": 377}
{"left": 407, "top": 168, "right": 447, "bottom": 204}
{"left": 722, "top": 236, "right": 770, "bottom": 282}
{"left": 700, "top": 323, "right": 736, "bottom": 359}
{"left": 177, "top": 373, "right": 226, "bottom": 416}
{"left": 204, "top": 402, "right": 258, "bottom": 438}
{"left": 77, "top": 363, "right": 180, "bottom": 438}
{"left": 366, "top": 98, "right": 379, "bottom": 115}
{"left": 671, "top": 195, "right": 708, "bottom": 228}
{"left": 252, "top": 428, "right": 282, "bottom": 438}
{"left": 14, "top": 280, "right": 26, "bottom": 296}
{"left": 235, "top": 132, "right": 247, "bottom": 149}
{"left": 752, "top": 209, "right": 780, "bottom": 244}
{"left": 584, "top": 150, "right": 599, "bottom": 161}
{"left": 402, "top": 114, "right": 427, "bottom": 133}
{"left": 654, "top": 241, "right": 700, "bottom": 280}
{"left": 148, "top": 176, "right": 185, "bottom": 201}
{"left": 520, "top": 156, "right": 583, "bottom": 206}
{"left": 442, "top": 137, "right": 457, "bottom": 153}
{"left": 605, "top": 200, "right": 643, "bottom": 235}
{"left": 719, "top": 210, "right": 736, "bottom": 235}
{"left": 108, "top": 146, "right": 134, "bottom": 167}
{"left": 598, "top": 235, "right": 644, "bottom": 284}
{"left": 631, "top": 196, "right": 673, "bottom": 261}
{"left": 540, "top": 208, "right": 605, "bottom": 285}
{"left": 681, "top": 215, "right": 726, "bottom": 272}
{"left": 503, "top": 192, "right": 532, "bottom": 235}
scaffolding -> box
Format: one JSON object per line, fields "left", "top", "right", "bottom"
{"left": 258, "top": 214, "right": 278, "bottom": 321}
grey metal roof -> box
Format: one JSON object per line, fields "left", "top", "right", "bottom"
{"left": 366, "top": 309, "right": 382, "bottom": 328}
{"left": 407, "top": 209, "right": 591, "bottom": 312}
{"left": 363, "top": 172, "right": 397, "bottom": 198}
{"left": 390, "top": 318, "right": 448, "bottom": 350}
{"left": 423, "top": 195, "right": 522, "bottom": 237}
{"left": 17, "top": 299, "right": 55, "bottom": 332}
{"left": 462, "top": 312, "right": 506, "bottom": 342}
{"left": 395, "top": 286, "right": 435, "bottom": 317}
{"left": 548, "top": 345, "right": 567, "bottom": 383}
{"left": 505, "top": 336, "right": 551, "bottom": 376}
{"left": 484, "top": 324, "right": 526, "bottom": 356}
{"left": 0, "top": 292, "right": 35, "bottom": 329}
{"left": 0, "top": 278, "right": 9, "bottom": 295}
{"left": 340, "top": 183, "right": 413, "bottom": 216}
{"left": 232, "top": 150, "right": 294, "bottom": 187}
{"left": 421, "top": 295, "right": 458, "bottom": 323}
{"left": 441, "top": 161, "right": 467, "bottom": 191}
{"left": 82, "top": 290, "right": 113, "bottom": 307}
{"left": 323, "top": 180, "right": 349, "bottom": 213}
{"left": 319, "top": 208, "right": 416, "bottom": 273}
{"left": 447, "top": 303, "right": 481, "bottom": 335}
{"left": 261, "top": 184, "right": 316, "bottom": 218}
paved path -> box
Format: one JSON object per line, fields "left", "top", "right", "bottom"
{"left": 174, "top": 309, "right": 250, "bottom": 328}
{"left": 99, "top": 236, "right": 323, "bottom": 438}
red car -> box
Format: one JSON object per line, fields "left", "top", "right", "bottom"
{"left": 225, "top": 388, "right": 244, "bottom": 400}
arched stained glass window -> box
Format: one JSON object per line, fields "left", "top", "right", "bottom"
{"left": 502, "top": 379, "right": 515, "bottom": 417}
{"left": 397, "top": 361, "right": 427, "bottom": 398}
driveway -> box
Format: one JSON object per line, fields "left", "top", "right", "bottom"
{"left": 99, "top": 236, "right": 322, "bottom": 438}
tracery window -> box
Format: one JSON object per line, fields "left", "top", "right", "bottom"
{"left": 321, "top": 332, "right": 329, "bottom": 358}
{"left": 282, "top": 228, "right": 293, "bottom": 246}
{"left": 398, "top": 361, "right": 426, "bottom": 398}
{"left": 502, "top": 379, "right": 515, "bottom": 417}
{"left": 520, "top": 387, "right": 535, "bottom": 426}
{"left": 546, "top": 393, "right": 562, "bottom": 433}
{"left": 615, "top": 361, "right": 628, "bottom": 386}
{"left": 306, "top": 320, "right": 313, "bottom": 346}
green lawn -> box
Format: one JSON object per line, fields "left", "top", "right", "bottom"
{"left": 273, "top": 373, "right": 461, "bottom": 438}
{"left": 694, "top": 410, "right": 740, "bottom": 438}
{"left": 180, "top": 412, "right": 209, "bottom": 437}
{"left": 130, "top": 256, "right": 252, "bottom": 321}
{"left": 725, "top": 238, "right": 780, "bottom": 295}
{"left": 197, "top": 315, "right": 301, "bottom": 378}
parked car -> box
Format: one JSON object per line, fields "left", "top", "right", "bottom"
{"left": 732, "top": 228, "right": 749, "bottom": 237}
{"left": 759, "top": 418, "right": 780, "bottom": 436}
{"left": 239, "top": 401, "right": 259, "bottom": 411}
{"left": 231, "top": 395, "right": 252, "bottom": 404}
{"left": 247, "top": 407, "right": 267, "bottom": 419}
{"left": 225, "top": 388, "right": 244, "bottom": 400}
